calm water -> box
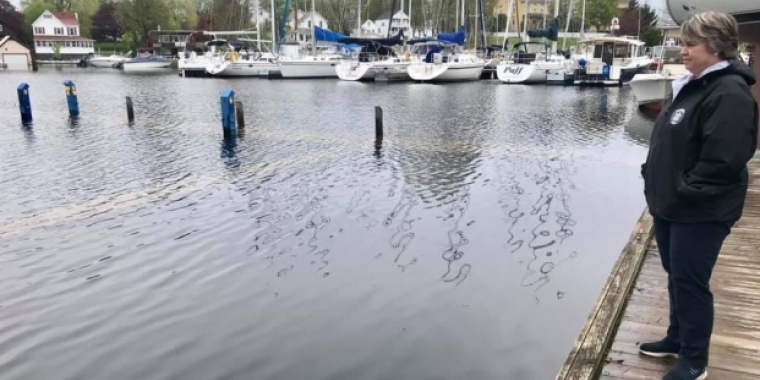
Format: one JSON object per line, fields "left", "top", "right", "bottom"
{"left": 0, "top": 67, "right": 652, "bottom": 380}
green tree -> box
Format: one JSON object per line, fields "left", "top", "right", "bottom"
{"left": 22, "top": 0, "right": 53, "bottom": 27}
{"left": 116, "top": 0, "right": 172, "bottom": 48}
{"left": 211, "top": 0, "right": 250, "bottom": 31}
{"left": 619, "top": 0, "right": 661, "bottom": 45}
{"left": 167, "top": 0, "right": 198, "bottom": 30}
{"left": 577, "top": 0, "right": 617, "bottom": 32}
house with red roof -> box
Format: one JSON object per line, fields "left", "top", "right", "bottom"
{"left": 32, "top": 10, "right": 94, "bottom": 59}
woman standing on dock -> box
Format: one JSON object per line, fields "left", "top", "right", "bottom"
{"left": 639, "top": 11, "right": 759, "bottom": 380}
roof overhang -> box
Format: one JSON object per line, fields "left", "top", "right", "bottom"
{"left": 666, "top": 0, "right": 760, "bottom": 25}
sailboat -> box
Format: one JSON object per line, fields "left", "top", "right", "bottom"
{"left": 277, "top": 26, "right": 347, "bottom": 79}
{"left": 205, "top": 39, "right": 279, "bottom": 77}
{"left": 335, "top": 32, "right": 409, "bottom": 81}
{"left": 496, "top": 0, "right": 570, "bottom": 84}
{"left": 406, "top": 26, "right": 485, "bottom": 82}
{"left": 276, "top": 0, "right": 346, "bottom": 79}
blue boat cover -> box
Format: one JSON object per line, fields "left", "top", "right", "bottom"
{"left": 436, "top": 26, "right": 466, "bottom": 46}
{"left": 315, "top": 26, "right": 349, "bottom": 42}
{"left": 527, "top": 18, "right": 559, "bottom": 41}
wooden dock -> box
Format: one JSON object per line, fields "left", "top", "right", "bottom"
{"left": 556, "top": 156, "right": 760, "bottom": 380}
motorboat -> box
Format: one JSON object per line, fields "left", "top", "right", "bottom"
{"left": 571, "top": 36, "right": 653, "bottom": 86}
{"left": 86, "top": 52, "right": 129, "bottom": 68}
{"left": 629, "top": 44, "right": 687, "bottom": 115}
{"left": 122, "top": 52, "right": 174, "bottom": 73}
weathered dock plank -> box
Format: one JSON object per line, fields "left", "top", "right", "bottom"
{"left": 557, "top": 156, "right": 760, "bottom": 380}
{"left": 554, "top": 210, "right": 654, "bottom": 380}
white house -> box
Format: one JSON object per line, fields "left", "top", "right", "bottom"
{"left": 375, "top": 10, "right": 411, "bottom": 37}
{"left": 32, "top": 10, "right": 94, "bottom": 59}
{"left": 358, "top": 20, "right": 382, "bottom": 37}
{"left": 286, "top": 10, "right": 330, "bottom": 43}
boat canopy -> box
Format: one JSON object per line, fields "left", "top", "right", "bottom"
{"left": 314, "top": 26, "right": 349, "bottom": 42}
{"left": 207, "top": 39, "right": 229, "bottom": 47}
{"left": 527, "top": 18, "right": 559, "bottom": 41}
{"left": 436, "top": 26, "right": 466, "bottom": 46}
{"left": 337, "top": 31, "right": 404, "bottom": 46}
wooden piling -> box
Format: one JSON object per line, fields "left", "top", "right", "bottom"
{"left": 235, "top": 101, "right": 245, "bottom": 130}
{"left": 126, "top": 96, "right": 134, "bottom": 123}
{"left": 375, "top": 106, "right": 383, "bottom": 140}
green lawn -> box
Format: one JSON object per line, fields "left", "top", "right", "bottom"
{"left": 94, "top": 41, "right": 126, "bottom": 54}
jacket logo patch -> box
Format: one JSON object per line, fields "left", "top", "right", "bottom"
{"left": 670, "top": 109, "right": 685, "bottom": 125}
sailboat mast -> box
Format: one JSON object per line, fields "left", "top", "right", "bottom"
{"left": 522, "top": 0, "right": 528, "bottom": 41}
{"left": 358, "top": 0, "right": 362, "bottom": 35}
{"left": 461, "top": 0, "right": 465, "bottom": 29}
{"left": 456, "top": 0, "right": 459, "bottom": 28}
{"left": 551, "top": 0, "right": 559, "bottom": 53}
{"left": 311, "top": 0, "right": 316, "bottom": 55}
{"left": 502, "top": 0, "right": 513, "bottom": 50}
{"left": 478, "top": 0, "right": 486, "bottom": 51}
{"left": 270, "top": 0, "right": 276, "bottom": 51}
{"left": 561, "top": 0, "right": 573, "bottom": 49}
{"left": 255, "top": 0, "right": 261, "bottom": 49}
{"left": 542, "top": 0, "right": 547, "bottom": 28}
{"left": 408, "top": 0, "right": 412, "bottom": 37}
{"left": 580, "top": 0, "right": 586, "bottom": 40}
{"left": 387, "top": 0, "right": 398, "bottom": 37}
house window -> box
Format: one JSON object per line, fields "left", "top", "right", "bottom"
{"left": 34, "top": 27, "right": 45, "bottom": 35}
{"left": 43, "top": 13, "right": 52, "bottom": 19}
{"left": 308, "top": 21, "right": 311, "bottom": 28}
{"left": 68, "top": 28, "right": 77, "bottom": 36}
{"left": 54, "top": 27, "right": 64, "bottom": 35}
{"left": 65, "top": 41, "right": 71, "bottom": 47}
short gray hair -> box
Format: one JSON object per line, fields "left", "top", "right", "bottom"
{"left": 681, "top": 11, "right": 739, "bottom": 60}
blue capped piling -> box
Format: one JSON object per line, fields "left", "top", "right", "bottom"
{"left": 17, "top": 83, "right": 32, "bottom": 124}
{"left": 220, "top": 88, "right": 236, "bottom": 139}
{"left": 63, "top": 80, "right": 80, "bottom": 117}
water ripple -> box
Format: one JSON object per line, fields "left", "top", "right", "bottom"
{"left": 0, "top": 69, "right": 649, "bottom": 380}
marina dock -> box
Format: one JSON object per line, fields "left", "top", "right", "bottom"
{"left": 557, "top": 156, "right": 760, "bottom": 379}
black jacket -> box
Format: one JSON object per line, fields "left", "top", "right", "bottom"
{"left": 642, "top": 60, "right": 759, "bottom": 223}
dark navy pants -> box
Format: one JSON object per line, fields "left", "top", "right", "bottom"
{"left": 653, "top": 217, "right": 732, "bottom": 368}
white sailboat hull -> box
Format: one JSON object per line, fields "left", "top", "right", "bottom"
{"left": 218, "top": 61, "right": 279, "bottom": 77}
{"left": 336, "top": 60, "right": 411, "bottom": 81}
{"left": 373, "top": 62, "right": 411, "bottom": 81}
{"left": 336, "top": 61, "right": 375, "bottom": 81}
{"left": 278, "top": 60, "right": 338, "bottom": 78}
{"left": 179, "top": 59, "right": 209, "bottom": 75}
{"left": 407, "top": 63, "right": 484, "bottom": 82}
{"left": 496, "top": 62, "right": 556, "bottom": 84}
